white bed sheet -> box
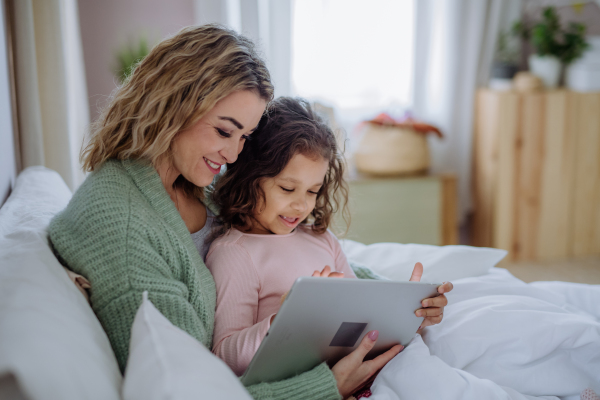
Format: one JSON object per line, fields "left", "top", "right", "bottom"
{"left": 368, "top": 268, "right": 600, "bottom": 400}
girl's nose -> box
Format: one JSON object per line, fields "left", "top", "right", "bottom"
{"left": 292, "top": 197, "right": 308, "bottom": 212}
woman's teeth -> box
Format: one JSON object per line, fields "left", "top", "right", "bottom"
{"left": 204, "top": 158, "right": 220, "bottom": 169}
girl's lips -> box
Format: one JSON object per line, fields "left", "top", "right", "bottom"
{"left": 279, "top": 215, "right": 300, "bottom": 228}
{"left": 203, "top": 157, "right": 222, "bottom": 174}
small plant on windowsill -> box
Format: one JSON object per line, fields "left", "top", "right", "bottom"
{"left": 115, "top": 37, "right": 150, "bottom": 84}
{"left": 512, "top": 6, "right": 589, "bottom": 88}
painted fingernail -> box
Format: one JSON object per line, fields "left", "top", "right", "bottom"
{"left": 399, "top": 345, "right": 405, "bottom": 351}
{"left": 368, "top": 330, "right": 379, "bottom": 341}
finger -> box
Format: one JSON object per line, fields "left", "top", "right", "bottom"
{"left": 367, "top": 344, "right": 403, "bottom": 371}
{"left": 328, "top": 272, "right": 344, "bottom": 278}
{"left": 415, "top": 307, "right": 443, "bottom": 318}
{"left": 322, "top": 265, "right": 332, "bottom": 277}
{"left": 422, "top": 294, "right": 448, "bottom": 308}
{"left": 438, "top": 281, "right": 453, "bottom": 294}
{"left": 351, "top": 330, "right": 378, "bottom": 361}
{"left": 312, "top": 270, "right": 321, "bottom": 277}
{"left": 409, "top": 262, "right": 423, "bottom": 282}
{"left": 423, "top": 314, "right": 443, "bottom": 326}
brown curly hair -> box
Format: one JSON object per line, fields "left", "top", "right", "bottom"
{"left": 81, "top": 24, "right": 273, "bottom": 199}
{"left": 212, "top": 97, "right": 349, "bottom": 236}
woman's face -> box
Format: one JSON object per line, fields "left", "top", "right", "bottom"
{"left": 171, "top": 90, "right": 267, "bottom": 188}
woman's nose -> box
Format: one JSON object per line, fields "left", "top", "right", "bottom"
{"left": 219, "top": 140, "right": 240, "bottom": 164}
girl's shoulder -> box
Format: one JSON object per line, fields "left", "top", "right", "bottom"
{"left": 297, "top": 225, "right": 340, "bottom": 246}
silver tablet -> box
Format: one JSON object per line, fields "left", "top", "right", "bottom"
{"left": 240, "top": 277, "right": 440, "bottom": 386}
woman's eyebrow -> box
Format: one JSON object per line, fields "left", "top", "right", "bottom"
{"left": 218, "top": 116, "right": 243, "bottom": 129}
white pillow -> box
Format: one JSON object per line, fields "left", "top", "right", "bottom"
{"left": 0, "top": 166, "right": 122, "bottom": 400}
{"left": 123, "top": 292, "right": 252, "bottom": 400}
{"left": 341, "top": 240, "right": 507, "bottom": 283}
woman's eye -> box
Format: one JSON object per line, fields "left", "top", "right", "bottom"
{"left": 241, "top": 134, "right": 252, "bottom": 141}
{"left": 216, "top": 128, "right": 231, "bottom": 138}
{"left": 280, "top": 187, "right": 293, "bottom": 192}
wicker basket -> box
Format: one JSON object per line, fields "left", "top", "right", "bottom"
{"left": 354, "top": 114, "right": 442, "bottom": 176}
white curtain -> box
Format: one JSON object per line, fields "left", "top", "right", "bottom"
{"left": 194, "top": 0, "right": 292, "bottom": 98}
{"left": 13, "top": 0, "right": 89, "bottom": 190}
{"left": 412, "top": 0, "right": 522, "bottom": 222}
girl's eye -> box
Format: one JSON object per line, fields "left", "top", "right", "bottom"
{"left": 280, "top": 186, "right": 293, "bottom": 192}
{"left": 216, "top": 128, "right": 231, "bottom": 138}
{"left": 308, "top": 191, "right": 319, "bottom": 195}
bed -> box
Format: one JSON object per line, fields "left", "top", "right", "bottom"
{"left": 0, "top": 166, "right": 598, "bottom": 400}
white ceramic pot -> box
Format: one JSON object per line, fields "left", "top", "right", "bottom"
{"left": 528, "top": 54, "right": 561, "bottom": 88}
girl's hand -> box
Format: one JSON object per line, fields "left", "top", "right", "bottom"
{"left": 332, "top": 330, "right": 403, "bottom": 398}
{"left": 409, "top": 262, "right": 453, "bottom": 331}
{"left": 312, "top": 265, "right": 344, "bottom": 278}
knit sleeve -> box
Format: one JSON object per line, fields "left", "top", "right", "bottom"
{"left": 245, "top": 362, "right": 341, "bottom": 400}
{"left": 95, "top": 236, "right": 215, "bottom": 372}
{"left": 206, "top": 241, "right": 272, "bottom": 376}
{"left": 49, "top": 182, "right": 214, "bottom": 372}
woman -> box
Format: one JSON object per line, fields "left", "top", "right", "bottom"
{"left": 48, "top": 25, "right": 451, "bottom": 399}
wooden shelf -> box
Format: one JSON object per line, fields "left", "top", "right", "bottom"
{"left": 472, "top": 89, "right": 600, "bottom": 261}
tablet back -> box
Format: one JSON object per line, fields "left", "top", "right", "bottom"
{"left": 240, "top": 277, "right": 439, "bottom": 386}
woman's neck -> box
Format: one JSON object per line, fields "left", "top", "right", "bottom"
{"left": 155, "top": 158, "right": 180, "bottom": 195}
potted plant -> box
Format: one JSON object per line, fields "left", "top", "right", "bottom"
{"left": 490, "top": 30, "right": 519, "bottom": 90}
{"left": 513, "top": 7, "right": 589, "bottom": 88}
{"left": 115, "top": 37, "right": 150, "bottom": 84}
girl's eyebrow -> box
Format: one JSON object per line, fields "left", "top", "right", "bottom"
{"left": 279, "top": 177, "right": 323, "bottom": 187}
{"left": 218, "top": 116, "right": 243, "bottom": 129}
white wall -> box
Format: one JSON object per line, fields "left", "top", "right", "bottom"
{"left": 78, "top": 0, "right": 195, "bottom": 121}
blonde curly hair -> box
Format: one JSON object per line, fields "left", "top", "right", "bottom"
{"left": 81, "top": 24, "right": 274, "bottom": 181}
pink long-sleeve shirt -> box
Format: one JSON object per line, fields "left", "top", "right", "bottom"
{"left": 206, "top": 225, "right": 356, "bottom": 376}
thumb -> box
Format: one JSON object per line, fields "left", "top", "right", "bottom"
{"left": 409, "top": 262, "right": 423, "bottom": 282}
{"left": 351, "top": 330, "right": 378, "bottom": 362}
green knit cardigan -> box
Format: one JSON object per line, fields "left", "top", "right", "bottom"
{"left": 48, "top": 159, "right": 381, "bottom": 400}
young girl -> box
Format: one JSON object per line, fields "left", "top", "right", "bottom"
{"left": 205, "top": 97, "right": 358, "bottom": 376}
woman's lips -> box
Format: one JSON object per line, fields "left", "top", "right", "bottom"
{"left": 279, "top": 215, "right": 300, "bottom": 228}
{"left": 203, "top": 157, "right": 222, "bottom": 174}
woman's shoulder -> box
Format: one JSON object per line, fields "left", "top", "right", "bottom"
{"left": 49, "top": 159, "right": 156, "bottom": 241}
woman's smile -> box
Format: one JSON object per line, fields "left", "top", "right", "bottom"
{"left": 203, "top": 157, "right": 222, "bottom": 174}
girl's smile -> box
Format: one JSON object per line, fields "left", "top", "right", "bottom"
{"left": 249, "top": 153, "right": 329, "bottom": 235}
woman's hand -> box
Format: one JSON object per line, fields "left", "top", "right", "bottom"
{"left": 312, "top": 265, "right": 344, "bottom": 278}
{"left": 409, "top": 262, "right": 453, "bottom": 331}
{"left": 332, "top": 330, "right": 403, "bottom": 399}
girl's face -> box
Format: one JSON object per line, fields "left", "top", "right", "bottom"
{"left": 170, "top": 90, "right": 267, "bottom": 188}
{"left": 250, "top": 153, "right": 329, "bottom": 235}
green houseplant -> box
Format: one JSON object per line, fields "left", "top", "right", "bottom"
{"left": 115, "top": 38, "right": 150, "bottom": 84}
{"left": 513, "top": 6, "right": 589, "bottom": 87}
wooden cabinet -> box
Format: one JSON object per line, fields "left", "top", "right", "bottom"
{"left": 472, "top": 89, "right": 600, "bottom": 261}
{"left": 335, "top": 174, "right": 457, "bottom": 246}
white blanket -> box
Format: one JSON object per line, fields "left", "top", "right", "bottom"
{"left": 369, "top": 269, "right": 600, "bottom": 400}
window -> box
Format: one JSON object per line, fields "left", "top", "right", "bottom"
{"left": 292, "top": 0, "right": 415, "bottom": 131}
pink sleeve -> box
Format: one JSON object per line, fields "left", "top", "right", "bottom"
{"left": 205, "top": 241, "right": 275, "bottom": 376}
{"left": 327, "top": 230, "right": 356, "bottom": 279}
